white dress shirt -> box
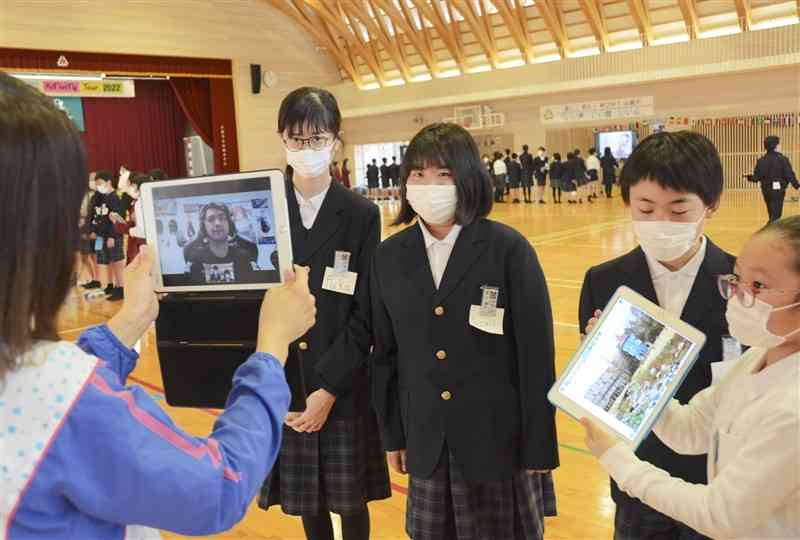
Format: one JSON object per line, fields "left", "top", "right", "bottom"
{"left": 419, "top": 221, "right": 462, "bottom": 289}
{"left": 601, "top": 347, "right": 800, "bottom": 539}
{"left": 586, "top": 155, "right": 601, "bottom": 172}
{"left": 493, "top": 160, "right": 507, "bottom": 176}
{"left": 645, "top": 236, "right": 707, "bottom": 316}
{"left": 295, "top": 185, "right": 330, "bottom": 230}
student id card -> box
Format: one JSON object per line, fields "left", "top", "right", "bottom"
{"left": 469, "top": 286, "right": 504, "bottom": 335}
{"left": 322, "top": 251, "right": 357, "bottom": 295}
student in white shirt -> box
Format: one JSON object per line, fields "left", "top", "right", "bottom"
{"left": 582, "top": 214, "right": 800, "bottom": 539}
{"left": 586, "top": 147, "right": 602, "bottom": 201}
{"left": 492, "top": 151, "right": 507, "bottom": 203}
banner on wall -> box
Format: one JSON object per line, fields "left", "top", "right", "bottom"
{"left": 541, "top": 97, "right": 654, "bottom": 125}
{"left": 53, "top": 97, "right": 85, "bottom": 132}
{"left": 24, "top": 79, "right": 136, "bottom": 98}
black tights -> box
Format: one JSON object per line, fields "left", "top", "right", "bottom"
{"left": 604, "top": 183, "right": 613, "bottom": 197}
{"left": 523, "top": 185, "right": 532, "bottom": 201}
{"left": 552, "top": 186, "right": 562, "bottom": 202}
{"left": 301, "top": 511, "right": 370, "bottom": 540}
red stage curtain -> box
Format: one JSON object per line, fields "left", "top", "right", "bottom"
{"left": 81, "top": 80, "right": 187, "bottom": 178}
{"left": 170, "top": 78, "right": 213, "bottom": 147}
{"left": 210, "top": 79, "right": 240, "bottom": 173}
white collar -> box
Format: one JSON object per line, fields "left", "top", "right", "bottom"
{"left": 419, "top": 220, "right": 462, "bottom": 249}
{"left": 647, "top": 236, "right": 707, "bottom": 279}
{"left": 743, "top": 348, "right": 800, "bottom": 398}
{"left": 294, "top": 184, "right": 330, "bottom": 210}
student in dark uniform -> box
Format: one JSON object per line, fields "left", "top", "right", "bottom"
{"left": 549, "top": 152, "right": 564, "bottom": 204}
{"left": 532, "top": 147, "right": 549, "bottom": 204}
{"left": 380, "top": 157, "right": 391, "bottom": 200}
{"left": 754, "top": 135, "right": 799, "bottom": 223}
{"left": 371, "top": 123, "right": 559, "bottom": 540}
{"left": 574, "top": 148, "right": 588, "bottom": 204}
{"left": 504, "top": 148, "right": 512, "bottom": 196}
{"left": 258, "top": 87, "right": 390, "bottom": 540}
{"left": 366, "top": 159, "right": 379, "bottom": 201}
{"left": 601, "top": 147, "right": 619, "bottom": 198}
{"left": 579, "top": 131, "right": 735, "bottom": 540}
{"left": 389, "top": 155, "right": 401, "bottom": 200}
{"left": 520, "top": 145, "right": 535, "bottom": 203}
{"left": 507, "top": 152, "right": 522, "bottom": 203}
{"left": 563, "top": 152, "right": 578, "bottom": 204}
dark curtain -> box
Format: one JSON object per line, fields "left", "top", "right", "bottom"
{"left": 82, "top": 80, "right": 187, "bottom": 178}
{"left": 170, "top": 78, "right": 213, "bottom": 147}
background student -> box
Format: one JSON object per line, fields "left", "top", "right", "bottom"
{"left": 520, "top": 144, "right": 535, "bottom": 203}
{"left": 582, "top": 215, "right": 800, "bottom": 539}
{"left": 753, "top": 135, "right": 799, "bottom": 223}
{"left": 90, "top": 170, "right": 126, "bottom": 301}
{"left": 532, "top": 146, "right": 549, "bottom": 204}
{"left": 371, "top": 123, "right": 558, "bottom": 540}
{"left": 579, "top": 131, "right": 735, "bottom": 540}
{"left": 492, "top": 150, "right": 507, "bottom": 203}
{"left": 258, "top": 87, "right": 390, "bottom": 540}
{"left": 601, "top": 147, "right": 619, "bottom": 198}
{"left": 549, "top": 152, "right": 564, "bottom": 204}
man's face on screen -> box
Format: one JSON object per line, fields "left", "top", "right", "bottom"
{"left": 205, "top": 208, "right": 230, "bottom": 241}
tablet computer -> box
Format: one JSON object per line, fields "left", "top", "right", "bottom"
{"left": 548, "top": 286, "right": 706, "bottom": 449}
{"left": 139, "top": 169, "right": 292, "bottom": 293}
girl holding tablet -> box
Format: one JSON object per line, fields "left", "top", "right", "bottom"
{"left": 370, "top": 123, "right": 559, "bottom": 540}
{"left": 258, "top": 87, "right": 390, "bottom": 540}
{"left": 583, "top": 215, "right": 800, "bottom": 539}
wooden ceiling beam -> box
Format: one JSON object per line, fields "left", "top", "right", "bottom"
{"left": 346, "top": 0, "right": 413, "bottom": 82}
{"left": 495, "top": 0, "right": 534, "bottom": 62}
{"left": 372, "top": 0, "right": 440, "bottom": 76}
{"left": 536, "top": 0, "right": 571, "bottom": 57}
{"left": 266, "top": 0, "right": 362, "bottom": 85}
{"left": 626, "top": 0, "right": 653, "bottom": 45}
{"left": 480, "top": 0, "right": 497, "bottom": 57}
{"left": 410, "top": 0, "right": 467, "bottom": 72}
{"left": 578, "top": 0, "right": 610, "bottom": 51}
{"left": 677, "top": 0, "right": 700, "bottom": 38}
{"left": 451, "top": 0, "right": 498, "bottom": 68}
{"left": 733, "top": 0, "right": 752, "bottom": 31}
{"left": 304, "top": 0, "right": 387, "bottom": 85}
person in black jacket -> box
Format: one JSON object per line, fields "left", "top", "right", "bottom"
{"left": 549, "top": 152, "right": 564, "bottom": 204}
{"left": 258, "top": 87, "right": 390, "bottom": 540}
{"left": 389, "top": 155, "right": 401, "bottom": 200}
{"left": 89, "top": 169, "right": 125, "bottom": 300}
{"left": 601, "top": 147, "right": 619, "bottom": 198}
{"left": 532, "top": 147, "right": 549, "bottom": 204}
{"left": 507, "top": 152, "right": 523, "bottom": 203}
{"left": 574, "top": 148, "right": 588, "bottom": 204}
{"left": 579, "top": 131, "right": 735, "bottom": 540}
{"left": 371, "top": 123, "right": 558, "bottom": 540}
{"left": 754, "top": 135, "right": 799, "bottom": 223}
{"left": 380, "top": 157, "right": 391, "bottom": 200}
{"left": 520, "top": 144, "right": 535, "bottom": 203}
{"left": 366, "top": 159, "right": 379, "bottom": 201}
{"left": 563, "top": 152, "right": 579, "bottom": 204}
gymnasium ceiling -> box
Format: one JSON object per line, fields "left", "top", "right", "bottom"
{"left": 267, "top": 0, "right": 800, "bottom": 89}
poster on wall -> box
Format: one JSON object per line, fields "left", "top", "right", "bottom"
{"left": 23, "top": 78, "right": 136, "bottom": 98}
{"left": 541, "top": 97, "right": 654, "bottom": 125}
{"left": 53, "top": 97, "right": 85, "bottom": 132}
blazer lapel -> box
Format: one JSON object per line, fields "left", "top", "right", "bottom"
{"left": 398, "top": 224, "right": 438, "bottom": 300}
{"left": 434, "top": 220, "right": 489, "bottom": 305}
{"left": 680, "top": 239, "right": 730, "bottom": 326}
{"left": 289, "top": 180, "right": 347, "bottom": 264}
{"left": 622, "top": 247, "right": 660, "bottom": 305}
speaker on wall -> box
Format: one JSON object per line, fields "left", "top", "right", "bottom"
{"left": 250, "top": 64, "right": 262, "bottom": 94}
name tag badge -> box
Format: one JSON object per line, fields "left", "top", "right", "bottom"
{"left": 469, "top": 286, "right": 504, "bottom": 335}
{"left": 711, "top": 336, "right": 745, "bottom": 385}
{"left": 773, "top": 181, "right": 782, "bottom": 191}
{"left": 322, "top": 266, "right": 357, "bottom": 296}
{"left": 334, "top": 250, "right": 351, "bottom": 273}
{"left": 722, "top": 336, "right": 743, "bottom": 362}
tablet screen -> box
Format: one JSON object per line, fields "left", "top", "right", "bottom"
{"left": 558, "top": 296, "right": 698, "bottom": 440}
{"left": 150, "top": 176, "right": 281, "bottom": 288}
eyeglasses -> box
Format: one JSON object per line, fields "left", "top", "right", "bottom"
{"left": 717, "top": 274, "right": 800, "bottom": 308}
{"left": 283, "top": 134, "right": 333, "bottom": 152}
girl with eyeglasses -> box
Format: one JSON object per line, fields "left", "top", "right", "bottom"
{"left": 582, "top": 215, "right": 800, "bottom": 539}
{"left": 258, "top": 87, "right": 390, "bottom": 540}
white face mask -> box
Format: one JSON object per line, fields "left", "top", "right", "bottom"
{"left": 406, "top": 185, "right": 457, "bottom": 226}
{"left": 633, "top": 218, "right": 702, "bottom": 262}
{"left": 96, "top": 184, "right": 112, "bottom": 195}
{"left": 726, "top": 294, "right": 800, "bottom": 349}
{"left": 286, "top": 145, "right": 333, "bottom": 178}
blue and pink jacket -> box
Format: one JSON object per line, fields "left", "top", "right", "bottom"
{"left": 0, "top": 325, "right": 290, "bottom": 539}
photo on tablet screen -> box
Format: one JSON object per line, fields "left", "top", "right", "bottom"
{"left": 559, "top": 296, "right": 696, "bottom": 439}
{"left": 151, "top": 176, "right": 281, "bottom": 287}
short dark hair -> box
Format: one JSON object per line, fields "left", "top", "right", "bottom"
{"left": 574, "top": 149, "right": 581, "bottom": 156}
{"left": 538, "top": 146, "right": 546, "bottom": 152}
{"left": 553, "top": 152, "right": 562, "bottom": 161}
{"left": 95, "top": 170, "right": 113, "bottom": 182}
{"left": 393, "top": 123, "right": 493, "bottom": 226}
{"left": 382, "top": 157, "right": 387, "bottom": 163}
{"left": 511, "top": 153, "right": 518, "bottom": 159}
{"left": 277, "top": 87, "right": 341, "bottom": 137}
{"left": 148, "top": 168, "right": 168, "bottom": 181}
{"left": 566, "top": 152, "right": 575, "bottom": 160}
{"left": 522, "top": 144, "right": 529, "bottom": 152}
{"left": 196, "top": 202, "right": 237, "bottom": 240}
{"left": 758, "top": 215, "right": 800, "bottom": 274}
{"left": 765, "top": 135, "right": 780, "bottom": 152}
{"left": 619, "top": 131, "right": 723, "bottom": 207}
{"left": 0, "top": 72, "right": 87, "bottom": 381}
{"left": 589, "top": 147, "right": 596, "bottom": 155}
{"left": 130, "top": 172, "right": 152, "bottom": 189}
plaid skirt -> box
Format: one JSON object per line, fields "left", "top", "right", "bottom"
{"left": 406, "top": 448, "right": 557, "bottom": 540}
{"left": 258, "top": 411, "right": 391, "bottom": 517}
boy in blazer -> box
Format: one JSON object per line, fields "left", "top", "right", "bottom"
{"left": 579, "top": 131, "right": 735, "bottom": 540}
{"left": 371, "top": 123, "right": 559, "bottom": 540}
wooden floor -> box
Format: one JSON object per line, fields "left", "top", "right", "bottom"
{"left": 56, "top": 190, "right": 796, "bottom": 540}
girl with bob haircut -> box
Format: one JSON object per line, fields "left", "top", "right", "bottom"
{"left": 371, "top": 123, "right": 559, "bottom": 540}
{"left": 0, "top": 71, "right": 317, "bottom": 539}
